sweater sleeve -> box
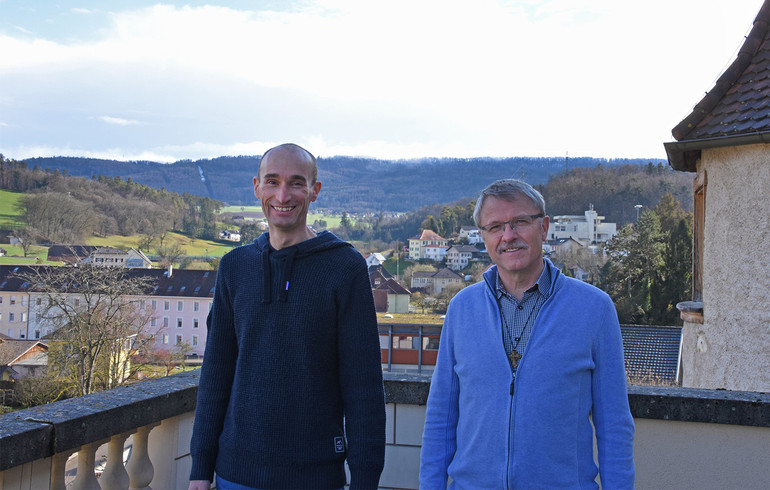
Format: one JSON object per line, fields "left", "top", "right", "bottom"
{"left": 336, "top": 258, "right": 386, "bottom": 489}
{"left": 189, "top": 255, "right": 238, "bottom": 482}
{"left": 591, "top": 298, "right": 635, "bottom": 489}
{"left": 419, "top": 302, "right": 460, "bottom": 489}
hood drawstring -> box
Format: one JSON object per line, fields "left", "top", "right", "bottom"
{"left": 278, "top": 247, "right": 297, "bottom": 303}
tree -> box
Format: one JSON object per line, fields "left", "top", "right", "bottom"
{"left": 12, "top": 226, "right": 39, "bottom": 257}
{"left": 157, "top": 243, "right": 186, "bottom": 268}
{"left": 602, "top": 210, "right": 663, "bottom": 324}
{"left": 15, "top": 265, "right": 157, "bottom": 396}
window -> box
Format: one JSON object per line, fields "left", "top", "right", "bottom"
{"left": 36, "top": 297, "right": 42, "bottom": 306}
{"left": 21, "top": 312, "right": 27, "bottom": 322}
{"left": 177, "top": 318, "right": 183, "bottom": 329}
{"left": 194, "top": 301, "right": 200, "bottom": 312}
{"left": 162, "top": 334, "right": 169, "bottom": 344}
{"left": 10, "top": 296, "right": 16, "bottom": 305}
{"left": 0, "top": 297, "right": 3, "bottom": 304}
{"left": 423, "top": 337, "right": 440, "bottom": 350}
{"left": 140, "top": 300, "right": 146, "bottom": 310}
{"left": 152, "top": 300, "right": 157, "bottom": 310}
{"left": 163, "top": 317, "right": 169, "bottom": 328}
{"left": 151, "top": 317, "right": 157, "bottom": 327}
{"left": 164, "top": 300, "right": 170, "bottom": 311}
{"left": 177, "top": 301, "right": 184, "bottom": 312}
{"left": 176, "top": 335, "right": 183, "bottom": 345}
{"left": 392, "top": 335, "right": 415, "bottom": 349}
{"left": 74, "top": 298, "right": 80, "bottom": 307}
{"left": 21, "top": 297, "right": 27, "bottom": 306}
{"left": 34, "top": 330, "right": 40, "bottom": 339}
{"left": 693, "top": 170, "right": 707, "bottom": 302}
{"left": 9, "top": 313, "right": 14, "bottom": 322}
{"left": 192, "top": 335, "right": 198, "bottom": 346}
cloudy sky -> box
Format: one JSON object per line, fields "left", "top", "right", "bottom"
{"left": 0, "top": 0, "right": 764, "bottom": 163}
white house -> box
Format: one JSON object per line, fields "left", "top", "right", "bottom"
{"left": 446, "top": 245, "right": 481, "bottom": 271}
{"left": 408, "top": 230, "right": 448, "bottom": 260}
{"left": 548, "top": 205, "right": 617, "bottom": 244}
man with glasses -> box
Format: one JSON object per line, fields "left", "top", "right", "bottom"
{"left": 420, "top": 179, "right": 634, "bottom": 489}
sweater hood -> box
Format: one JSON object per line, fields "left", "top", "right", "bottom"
{"left": 254, "top": 231, "right": 352, "bottom": 303}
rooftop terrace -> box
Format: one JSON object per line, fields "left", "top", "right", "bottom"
{"left": 1, "top": 370, "right": 769, "bottom": 489}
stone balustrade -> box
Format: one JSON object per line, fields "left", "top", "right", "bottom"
{"left": 1, "top": 370, "right": 769, "bottom": 489}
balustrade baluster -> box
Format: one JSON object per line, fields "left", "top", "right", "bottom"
{"left": 126, "top": 423, "right": 159, "bottom": 490}
{"left": 99, "top": 432, "right": 133, "bottom": 490}
{"left": 50, "top": 449, "right": 76, "bottom": 490}
{"left": 69, "top": 441, "right": 103, "bottom": 490}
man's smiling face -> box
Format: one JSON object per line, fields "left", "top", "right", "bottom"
{"left": 253, "top": 146, "right": 321, "bottom": 245}
{"left": 480, "top": 195, "right": 548, "bottom": 286}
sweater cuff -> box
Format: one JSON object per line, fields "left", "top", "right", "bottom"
{"left": 349, "top": 466, "right": 383, "bottom": 490}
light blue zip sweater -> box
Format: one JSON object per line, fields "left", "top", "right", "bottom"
{"left": 420, "top": 260, "right": 634, "bottom": 489}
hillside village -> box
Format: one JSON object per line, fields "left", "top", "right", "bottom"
{"left": 0, "top": 205, "right": 621, "bottom": 391}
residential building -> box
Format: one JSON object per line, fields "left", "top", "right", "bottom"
{"left": 547, "top": 205, "right": 617, "bottom": 244}
{"left": 46, "top": 245, "right": 98, "bottom": 264}
{"left": 219, "top": 230, "right": 241, "bottom": 242}
{"left": 0, "top": 337, "right": 48, "bottom": 380}
{"left": 445, "top": 245, "right": 481, "bottom": 271}
{"left": 83, "top": 247, "right": 152, "bottom": 268}
{"left": 407, "top": 229, "right": 448, "bottom": 260}
{"left": 411, "top": 267, "right": 464, "bottom": 295}
{"left": 365, "top": 252, "right": 387, "bottom": 268}
{"left": 422, "top": 244, "right": 448, "bottom": 262}
{"left": 369, "top": 267, "right": 411, "bottom": 314}
{"left": 664, "top": 0, "right": 770, "bottom": 392}
{"left": 0, "top": 265, "right": 216, "bottom": 357}
{"left": 459, "top": 225, "right": 482, "bottom": 244}
{"left": 544, "top": 237, "right": 585, "bottom": 257}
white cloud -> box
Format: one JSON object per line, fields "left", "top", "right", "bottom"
{"left": 0, "top": 0, "right": 765, "bottom": 161}
{"left": 98, "top": 116, "right": 141, "bottom": 126}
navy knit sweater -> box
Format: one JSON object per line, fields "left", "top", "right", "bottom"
{"left": 189, "top": 232, "right": 386, "bottom": 489}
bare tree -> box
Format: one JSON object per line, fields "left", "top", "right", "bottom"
{"left": 15, "top": 265, "right": 158, "bottom": 396}
{"left": 12, "top": 226, "right": 38, "bottom": 257}
{"left": 157, "top": 243, "right": 186, "bottom": 268}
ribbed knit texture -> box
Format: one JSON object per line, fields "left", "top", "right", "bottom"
{"left": 190, "top": 231, "right": 386, "bottom": 489}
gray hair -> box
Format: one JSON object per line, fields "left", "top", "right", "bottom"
{"left": 258, "top": 143, "right": 318, "bottom": 184}
{"left": 473, "top": 179, "right": 546, "bottom": 227}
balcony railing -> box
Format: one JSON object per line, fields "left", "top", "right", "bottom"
{"left": 1, "top": 370, "right": 769, "bottom": 489}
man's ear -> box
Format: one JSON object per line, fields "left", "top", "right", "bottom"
{"left": 540, "top": 216, "right": 550, "bottom": 240}
{"left": 253, "top": 176, "right": 260, "bottom": 199}
{"left": 310, "top": 181, "right": 322, "bottom": 202}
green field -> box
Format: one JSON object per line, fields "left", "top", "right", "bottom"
{"left": 0, "top": 189, "right": 24, "bottom": 229}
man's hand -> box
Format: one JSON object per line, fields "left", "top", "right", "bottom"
{"left": 188, "top": 480, "right": 211, "bottom": 490}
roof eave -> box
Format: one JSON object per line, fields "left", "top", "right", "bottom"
{"left": 665, "top": 131, "right": 770, "bottom": 172}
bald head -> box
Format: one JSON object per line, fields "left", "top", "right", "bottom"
{"left": 259, "top": 143, "right": 318, "bottom": 185}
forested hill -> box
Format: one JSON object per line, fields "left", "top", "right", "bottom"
{"left": 26, "top": 155, "right": 666, "bottom": 213}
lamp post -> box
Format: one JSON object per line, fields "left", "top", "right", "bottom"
{"left": 634, "top": 204, "right": 643, "bottom": 222}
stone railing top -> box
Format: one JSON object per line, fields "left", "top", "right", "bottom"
{"left": 1, "top": 370, "right": 769, "bottom": 472}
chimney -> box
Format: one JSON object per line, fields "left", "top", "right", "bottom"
{"left": 167, "top": 264, "right": 173, "bottom": 278}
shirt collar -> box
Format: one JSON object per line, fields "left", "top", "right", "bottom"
{"left": 494, "top": 259, "right": 553, "bottom": 300}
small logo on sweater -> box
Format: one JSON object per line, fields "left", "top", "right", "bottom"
{"left": 334, "top": 436, "right": 346, "bottom": 453}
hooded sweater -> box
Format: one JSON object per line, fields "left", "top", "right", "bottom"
{"left": 420, "top": 260, "right": 635, "bottom": 489}
{"left": 190, "top": 231, "right": 386, "bottom": 489}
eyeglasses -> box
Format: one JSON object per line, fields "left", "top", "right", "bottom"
{"left": 480, "top": 214, "right": 544, "bottom": 235}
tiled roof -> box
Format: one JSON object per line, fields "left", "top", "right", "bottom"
{"left": 0, "top": 265, "right": 217, "bottom": 298}
{"left": 621, "top": 325, "right": 682, "bottom": 384}
{"left": 667, "top": 1, "right": 770, "bottom": 170}
{"left": 0, "top": 340, "right": 47, "bottom": 366}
